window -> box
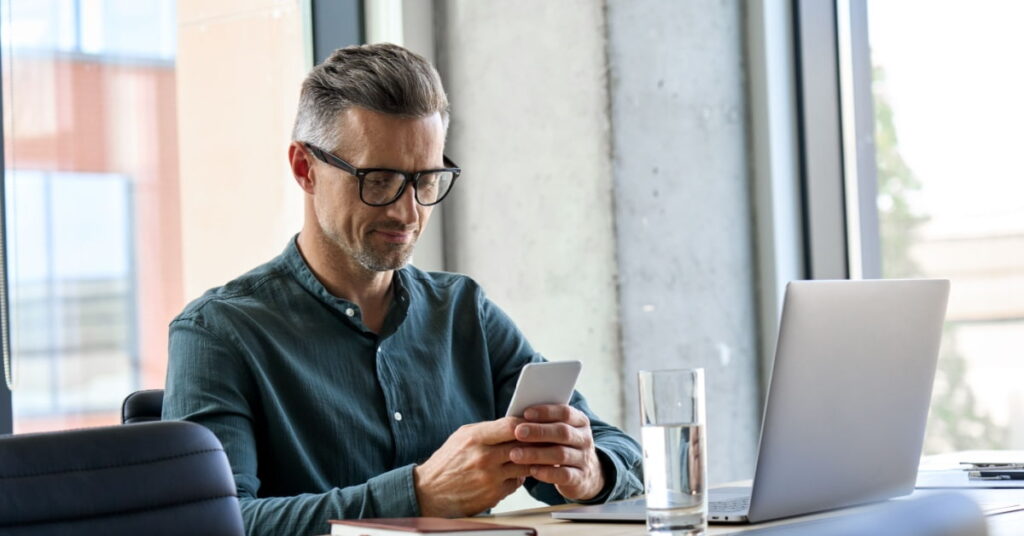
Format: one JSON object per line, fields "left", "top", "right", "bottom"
{"left": 1, "top": 0, "right": 175, "bottom": 60}
{"left": 2, "top": 0, "right": 181, "bottom": 433}
{"left": 866, "top": 0, "right": 1024, "bottom": 452}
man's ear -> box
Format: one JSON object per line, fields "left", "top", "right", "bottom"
{"left": 289, "top": 142, "right": 316, "bottom": 195}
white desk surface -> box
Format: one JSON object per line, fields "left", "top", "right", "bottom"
{"left": 475, "top": 451, "right": 1024, "bottom": 536}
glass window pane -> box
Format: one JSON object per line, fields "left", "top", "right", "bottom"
{"left": 0, "top": 0, "right": 78, "bottom": 52}
{"left": 2, "top": 0, "right": 181, "bottom": 432}
{"left": 80, "top": 0, "right": 177, "bottom": 60}
{"left": 868, "top": 0, "right": 1024, "bottom": 452}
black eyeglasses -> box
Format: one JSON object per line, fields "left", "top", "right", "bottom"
{"left": 304, "top": 143, "right": 461, "bottom": 207}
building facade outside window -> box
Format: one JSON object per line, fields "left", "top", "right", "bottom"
{"left": 1, "top": 0, "right": 181, "bottom": 432}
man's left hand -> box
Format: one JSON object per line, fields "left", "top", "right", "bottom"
{"left": 509, "top": 404, "right": 606, "bottom": 501}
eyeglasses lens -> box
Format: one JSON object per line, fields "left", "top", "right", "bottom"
{"left": 360, "top": 170, "right": 454, "bottom": 206}
{"left": 413, "top": 172, "right": 455, "bottom": 205}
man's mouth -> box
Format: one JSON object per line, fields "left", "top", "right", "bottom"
{"left": 374, "top": 229, "right": 416, "bottom": 244}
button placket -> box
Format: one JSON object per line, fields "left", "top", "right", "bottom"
{"left": 380, "top": 350, "right": 404, "bottom": 425}
{"left": 375, "top": 342, "right": 405, "bottom": 433}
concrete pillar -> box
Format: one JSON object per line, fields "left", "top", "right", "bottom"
{"left": 434, "top": 0, "right": 624, "bottom": 428}
{"left": 607, "top": 0, "right": 761, "bottom": 483}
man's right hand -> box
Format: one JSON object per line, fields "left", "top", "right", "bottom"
{"left": 413, "top": 418, "right": 532, "bottom": 517}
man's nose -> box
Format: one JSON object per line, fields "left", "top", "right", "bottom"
{"left": 384, "top": 181, "right": 419, "bottom": 224}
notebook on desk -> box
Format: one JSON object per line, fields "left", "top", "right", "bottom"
{"left": 554, "top": 279, "right": 950, "bottom": 524}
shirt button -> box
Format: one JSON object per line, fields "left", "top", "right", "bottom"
{"left": 345, "top": 308, "right": 355, "bottom": 317}
{"left": 393, "top": 412, "right": 403, "bottom": 421}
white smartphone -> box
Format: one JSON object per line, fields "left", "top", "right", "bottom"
{"left": 504, "top": 360, "right": 583, "bottom": 418}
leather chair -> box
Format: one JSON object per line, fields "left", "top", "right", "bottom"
{"left": 0, "top": 420, "right": 244, "bottom": 536}
{"left": 121, "top": 388, "right": 164, "bottom": 424}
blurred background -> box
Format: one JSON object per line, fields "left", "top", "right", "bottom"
{"left": 1, "top": 0, "right": 1021, "bottom": 507}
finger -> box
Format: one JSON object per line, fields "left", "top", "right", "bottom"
{"left": 528, "top": 464, "right": 584, "bottom": 488}
{"left": 478, "top": 442, "right": 530, "bottom": 471}
{"left": 515, "top": 421, "right": 587, "bottom": 447}
{"left": 499, "top": 476, "right": 526, "bottom": 498}
{"left": 509, "top": 445, "right": 586, "bottom": 468}
{"left": 501, "top": 461, "right": 535, "bottom": 479}
{"left": 471, "top": 417, "right": 525, "bottom": 445}
{"left": 523, "top": 405, "right": 589, "bottom": 427}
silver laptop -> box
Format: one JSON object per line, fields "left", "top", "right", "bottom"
{"left": 553, "top": 279, "right": 950, "bottom": 524}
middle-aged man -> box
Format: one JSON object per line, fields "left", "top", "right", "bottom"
{"left": 164, "top": 43, "right": 643, "bottom": 536}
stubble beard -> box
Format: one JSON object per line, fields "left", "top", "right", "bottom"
{"left": 352, "top": 239, "right": 416, "bottom": 272}
{"left": 321, "top": 222, "right": 417, "bottom": 273}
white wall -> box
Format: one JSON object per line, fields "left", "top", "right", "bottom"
{"left": 176, "top": 0, "right": 306, "bottom": 300}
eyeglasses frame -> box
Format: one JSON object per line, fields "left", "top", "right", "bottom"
{"left": 303, "top": 142, "right": 461, "bottom": 207}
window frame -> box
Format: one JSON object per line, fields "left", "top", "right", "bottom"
{"left": 0, "top": 40, "right": 11, "bottom": 434}
{"left": 310, "top": 0, "right": 363, "bottom": 64}
{"left": 792, "top": 0, "right": 881, "bottom": 281}
{"left": 750, "top": 0, "right": 882, "bottom": 387}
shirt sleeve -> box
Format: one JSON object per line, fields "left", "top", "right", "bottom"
{"left": 163, "top": 316, "right": 421, "bottom": 536}
{"left": 478, "top": 293, "right": 645, "bottom": 505}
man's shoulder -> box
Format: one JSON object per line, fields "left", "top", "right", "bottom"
{"left": 401, "top": 263, "right": 471, "bottom": 285}
{"left": 173, "top": 256, "right": 293, "bottom": 326}
{"left": 399, "top": 264, "right": 492, "bottom": 306}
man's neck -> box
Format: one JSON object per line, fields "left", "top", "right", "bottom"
{"left": 296, "top": 228, "right": 394, "bottom": 330}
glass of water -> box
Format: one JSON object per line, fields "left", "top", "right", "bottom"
{"left": 638, "top": 369, "right": 707, "bottom": 536}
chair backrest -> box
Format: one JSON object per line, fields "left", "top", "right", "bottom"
{"left": 0, "top": 420, "right": 244, "bottom": 536}
{"left": 121, "top": 388, "right": 165, "bottom": 424}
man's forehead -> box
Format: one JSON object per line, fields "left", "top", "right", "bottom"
{"left": 335, "top": 107, "right": 445, "bottom": 135}
{"left": 331, "top": 107, "right": 447, "bottom": 166}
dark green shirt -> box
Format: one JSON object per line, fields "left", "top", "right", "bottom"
{"left": 163, "top": 238, "right": 643, "bottom": 536}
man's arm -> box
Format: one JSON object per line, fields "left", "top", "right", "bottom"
{"left": 479, "top": 294, "right": 644, "bottom": 504}
{"left": 516, "top": 395, "right": 645, "bottom": 505}
{"left": 412, "top": 418, "right": 532, "bottom": 517}
{"left": 513, "top": 399, "right": 644, "bottom": 504}
{"left": 164, "top": 317, "right": 421, "bottom": 536}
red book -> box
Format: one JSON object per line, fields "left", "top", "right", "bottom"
{"left": 329, "top": 517, "right": 537, "bottom": 536}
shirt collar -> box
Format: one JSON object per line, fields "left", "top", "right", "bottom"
{"left": 279, "top": 234, "right": 411, "bottom": 338}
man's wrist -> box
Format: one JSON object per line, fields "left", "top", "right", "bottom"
{"left": 581, "top": 449, "right": 607, "bottom": 500}
{"left": 573, "top": 447, "right": 618, "bottom": 504}
{"left": 412, "top": 464, "right": 437, "bottom": 516}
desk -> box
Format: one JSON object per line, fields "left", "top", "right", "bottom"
{"left": 479, "top": 489, "right": 1024, "bottom": 536}
{"left": 474, "top": 451, "right": 1024, "bottom": 535}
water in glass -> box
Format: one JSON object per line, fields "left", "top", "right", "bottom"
{"left": 642, "top": 423, "right": 707, "bottom": 535}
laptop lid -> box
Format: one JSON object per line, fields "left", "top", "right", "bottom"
{"left": 746, "top": 279, "right": 949, "bottom": 522}
{"left": 550, "top": 279, "right": 949, "bottom": 524}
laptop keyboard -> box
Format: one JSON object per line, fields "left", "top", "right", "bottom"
{"left": 710, "top": 496, "right": 751, "bottom": 513}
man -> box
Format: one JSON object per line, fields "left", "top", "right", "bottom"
{"left": 164, "top": 43, "right": 643, "bottom": 536}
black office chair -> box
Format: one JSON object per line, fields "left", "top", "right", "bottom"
{"left": 121, "top": 388, "right": 165, "bottom": 424}
{"left": 0, "top": 420, "right": 244, "bottom": 536}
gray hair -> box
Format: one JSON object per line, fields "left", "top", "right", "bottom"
{"left": 292, "top": 43, "right": 449, "bottom": 151}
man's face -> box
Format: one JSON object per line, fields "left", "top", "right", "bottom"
{"left": 311, "top": 107, "right": 446, "bottom": 272}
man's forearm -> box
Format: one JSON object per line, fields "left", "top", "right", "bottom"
{"left": 238, "top": 464, "right": 421, "bottom": 536}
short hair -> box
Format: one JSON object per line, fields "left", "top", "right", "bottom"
{"left": 292, "top": 43, "right": 449, "bottom": 151}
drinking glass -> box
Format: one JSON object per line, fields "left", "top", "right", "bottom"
{"left": 638, "top": 369, "right": 707, "bottom": 536}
